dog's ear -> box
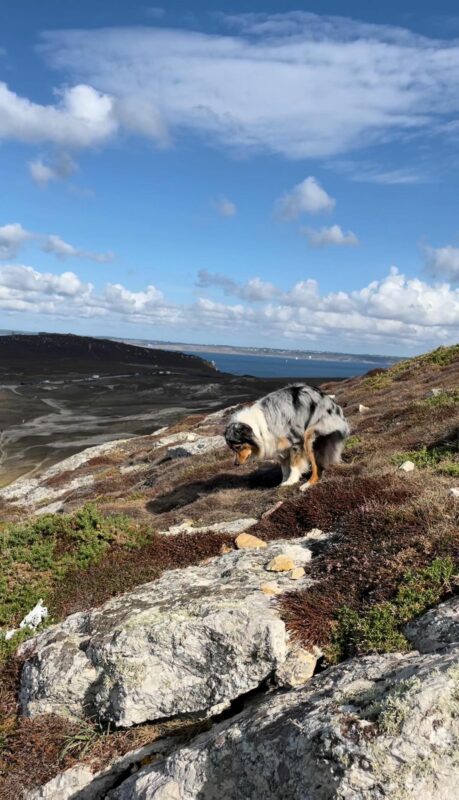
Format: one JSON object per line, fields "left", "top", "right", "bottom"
{"left": 224, "top": 421, "right": 255, "bottom": 448}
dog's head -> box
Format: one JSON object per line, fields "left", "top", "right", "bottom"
{"left": 224, "top": 421, "right": 259, "bottom": 465}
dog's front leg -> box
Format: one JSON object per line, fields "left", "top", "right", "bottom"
{"left": 280, "top": 447, "right": 304, "bottom": 487}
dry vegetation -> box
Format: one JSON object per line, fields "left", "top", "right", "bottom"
{"left": 0, "top": 344, "right": 458, "bottom": 795}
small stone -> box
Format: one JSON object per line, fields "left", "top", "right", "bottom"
{"left": 426, "top": 387, "right": 442, "bottom": 397}
{"left": 266, "top": 554, "right": 296, "bottom": 572}
{"left": 399, "top": 460, "right": 415, "bottom": 473}
{"left": 220, "top": 544, "right": 232, "bottom": 555}
{"left": 290, "top": 567, "right": 305, "bottom": 580}
{"left": 261, "top": 501, "right": 284, "bottom": 518}
{"left": 328, "top": 394, "right": 336, "bottom": 400}
{"left": 359, "top": 404, "right": 370, "bottom": 413}
{"left": 260, "top": 582, "right": 282, "bottom": 596}
{"left": 449, "top": 488, "right": 459, "bottom": 498}
{"left": 235, "top": 533, "right": 267, "bottom": 550}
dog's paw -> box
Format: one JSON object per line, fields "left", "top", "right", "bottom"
{"left": 299, "top": 481, "right": 311, "bottom": 492}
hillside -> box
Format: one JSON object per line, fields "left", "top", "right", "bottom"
{"left": 0, "top": 344, "right": 458, "bottom": 799}
{"left": 0, "top": 333, "right": 307, "bottom": 488}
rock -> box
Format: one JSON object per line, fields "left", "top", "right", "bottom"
{"left": 266, "top": 554, "right": 296, "bottom": 572}
{"left": 260, "top": 582, "right": 282, "bottom": 596}
{"left": 328, "top": 394, "right": 336, "bottom": 399}
{"left": 399, "top": 460, "right": 416, "bottom": 473}
{"left": 108, "top": 644, "right": 459, "bottom": 800}
{"left": 290, "top": 567, "right": 305, "bottom": 580}
{"left": 405, "top": 596, "right": 459, "bottom": 653}
{"left": 359, "top": 403, "right": 370, "bottom": 413}
{"left": 0, "top": 438, "right": 127, "bottom": 506}
{"left": 426, "top": 387, "right": 443, "bottom": 397}
{"left": 235, "top": 533, "right": 267, "bottom": 550}
{"left": 449, "top": 487, "right": 459, "bottom": 498}
{"left": 275, "top": 644, "right": 321, "bottom": 687}
{"left": 20, "top": 537, "right": 318, "bottom": 727}
{"left": 24, "top": 737, "right": 172, "bottom": 800}
{"left": 162, "top": 518, "right": 257, "bottom": 536}
{"left": 167, "top": 435, "right": 225, "bottom": 459}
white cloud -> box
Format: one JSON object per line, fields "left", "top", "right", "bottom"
{"left": 276, "top": 178, "right": 335, "bottom": 220}
{"left": 28, "top": 152, "right": 77, "bottom": 186}
{"left": 42, "top": 234, "right": 113, "bottom": 263}
{"left": 1, "top": 263, "right": 458, "bottom": 349}
{"left": 424, "top": 244, "right": 459, "bottom": 282}
{"left": 0, "top": 222, "right": 113, "bottom": 263}
{"left": 0, "top": 82, "right": 118, "bottom": 148}
{"left": 214, "top": 196, "right": 237, "bottom": 217}
{"left": 0, "top": 224, "right": 33, "bottom": 260}
{"left": 304, "top": 224, "right": 359, "bottom": 247}
{"left": 38, "top": 16, "right": 459, "bottom": 160}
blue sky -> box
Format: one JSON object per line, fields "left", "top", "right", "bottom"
{"left": 1, "top": 2, "right": 459, "bottom": 355}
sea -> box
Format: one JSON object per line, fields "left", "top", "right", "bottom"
{"left": 186, "top": 351, "right": 395, "bottom": 379}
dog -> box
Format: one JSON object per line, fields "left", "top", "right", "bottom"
{"left": 224, "top": 383, "right": 349, "bottom": 491}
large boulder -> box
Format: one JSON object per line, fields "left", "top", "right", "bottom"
{"left": 405, "top": 595, "right": 459, "bottom": 653}
{"left": 19, "top": 535, "right": 325, "bottom": 727}
{"left": 109, "top": 644, "right": 459, "bottom": 800}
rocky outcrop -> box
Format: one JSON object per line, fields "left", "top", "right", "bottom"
{"left": 19, "top": 535, "right": 325, "bottom": 727}
{"left": 109, "top": 643, "right": 459, "bottom": 800}
{"left": 405, "top": 595, "right": 459, "bottom": 653}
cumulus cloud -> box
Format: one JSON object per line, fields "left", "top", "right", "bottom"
{"left": 424, "top": 244, "right": 459, "bottom": 282}
{"left": 304, "top": 224, "right": 359, "bottom": 247}
{"left": 1, "top": 263, "right": 458, "bottom": 349}
{"left": 0, "top": 224, "right": 33, "bottom": 260}
{"left": 37, "top": 16, "right": 459, "bottom": 160}
{"left": 214, "top": 196, "right": 237, "bottom": 217}
{"left": 0, "top": 222, "right": 113, "bottom": 263}
{"left": 276, "top": 178, "right": 335, "bottom": 220}
{"left": 0, "top": 80, "right": 168, "bottom": 156}
{"left": 28, "top": 152, "right": 77, "bottom": 186}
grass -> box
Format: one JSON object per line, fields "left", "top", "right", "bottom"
{"left": 363, "top": 344, "right": 459, "bottom": 391}
{"left": 391, "top": 441, "right": 458, "bottom": 475}
{"left": 420, "top": 390, "right": 459, "bottom": 409}
{"left": 0, "top": 504, "right": 142, "bottom": 662}
{"left": 328, "top": 557, "right": 456, "bottom": 662}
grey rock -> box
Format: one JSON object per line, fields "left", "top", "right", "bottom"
{"left": 20, "top": 536, "right": 324, "bottom": 728}
{"left": 109, "top": 645, "right": 459, "bottom": 800}
{"left": 405, "top": 596, "right": 459, "bottom": 653}
{"left": 24, "top": 737, "right": 172, "bottom": 800}
{"left": 160, "top": 518, "right": 258, "bottom": 536}
{"left": 399, "top": 460, "right": 415, "bottom": 473}
{"left": 167, "top": 435, "right": 225, "bottom": 459}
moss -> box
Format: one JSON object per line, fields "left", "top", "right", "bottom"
{"left": 328, "top": 557, "right": 455, "bottom": 662}
{"left": 344, "top": 435, "right": 362, "bottom": 451}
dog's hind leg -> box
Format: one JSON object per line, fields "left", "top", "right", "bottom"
{"left": 280, "top": 447, "right": 306, "bottom": 486}
{"left": 299, "top": 426, "right": 319, "bottom": 492}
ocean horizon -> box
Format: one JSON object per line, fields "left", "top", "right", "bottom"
{"left": 187, "top": 350, "right": 394, "bottom": 379}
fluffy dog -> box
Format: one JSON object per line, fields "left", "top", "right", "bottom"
{"left": 224, "top": 384, "right": 349, "bottom": 491}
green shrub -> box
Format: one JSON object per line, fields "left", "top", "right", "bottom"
{"left": 329, "top": 557, "right": 455, "bottom": 662}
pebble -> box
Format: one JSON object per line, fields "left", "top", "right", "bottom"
{"left": 266, "top": 554, "right": 296, "bottom": 572}
{"left": 449, "top": 488, "right": 459, "bottom": 498}
{"left": 260, "top": 582, "right": 282, "bottom": 596}
{"left": 399, "top": 460, "right": 415, "bottom": 473}
{"left": 235, "top": 533, "right": 267, "bottom": 550}
{"left": 290, "top": 567, "right": 305, "bottom": 580}
{"left": 359, "top": 404, "right": 370, "bottom": 413}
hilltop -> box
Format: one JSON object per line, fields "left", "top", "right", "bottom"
{"left": 0, "top": 344, "right": 458, "bottom": 799}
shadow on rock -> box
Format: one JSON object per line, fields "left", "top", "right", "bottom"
{"left": 147, "top": 464, "right": 282, "bottom": 514}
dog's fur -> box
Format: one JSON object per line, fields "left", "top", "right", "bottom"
{"left": 224, "top": 383, "right": 349, "bottom": 491}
